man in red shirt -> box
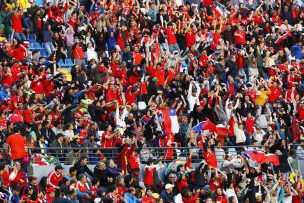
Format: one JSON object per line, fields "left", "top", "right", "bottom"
{"left": 165, "top": 23, "right": 180, "bottom": 53}
{"left": 101, "top": 124, "right": 119, "bottom": 148}
{"left": 11, "top": 9, "right": 26, "bottom": 42}
{"left": 234, "top": 26, "right": 246, "bottom": 48}
{"left": 47, "top": 165, "right": 64, "bottom": 189}
{"left": 5, "top": 125, "right": 27, "bottom": 163}
{"left": 9, "top": 162, "right": 27, "bottom": 189}
{"left": 268, "top": 78, "right": 283, "bottom": 103}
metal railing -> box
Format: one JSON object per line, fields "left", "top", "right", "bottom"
{"left": 1, "top": 144, "right": 303, "bottom": 167}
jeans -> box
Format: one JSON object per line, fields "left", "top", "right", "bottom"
{"left": 14, "top": 32, "right": 26, "bottom": 42}
{"left": 44, "top": 41, "right": 55, "bottom": 55}
{"left": 238, "top": 68, "right": 247, "bottom": 83}
{"left": 168, "top": 43, "right": 180, "bottom": 53}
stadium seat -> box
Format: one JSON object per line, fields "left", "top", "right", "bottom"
{"left": 28, "top": 43, "right": 36, "bottom": 51}
{"left": 57, "top": 59, "right": 65, "bottom": 67}
{"left": 34, "top": 43, "right": 42, "bottom": 50}
{"left": 40, "top": 49, "right": 48, "bottom": 58}
{"left": 27, "top": 34, "right": 36, "bottom": 43}
{"left": 41, "top": 43, "right": 46, "bottom": 49}
{"left": 65, "top": 58, "right": 74, "bottom": 67}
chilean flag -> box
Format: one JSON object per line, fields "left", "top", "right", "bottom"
{"left": 162, "top": 108, "right": 180, "bottom": 134}
{"left": 212, "top": 6, "right": 223, "bottom": 17}
{"left": 215, "top": 124, "right": 231, "bottom": 135}
{"left": 192, "top": 119, "right": 217, "bottom": 134}
{"left": 243, "top": 150, "right": 280, "bottom": 166}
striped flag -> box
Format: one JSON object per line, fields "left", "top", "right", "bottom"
{"left": 213, "top": 6, "right": 223, "bottom": 17}
{"left": 243, "top": 150, "right": 280, "bottom": 166}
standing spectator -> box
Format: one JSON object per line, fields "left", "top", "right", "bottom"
{"left": 5, "top": 125, "right": 27, "bottom": 164}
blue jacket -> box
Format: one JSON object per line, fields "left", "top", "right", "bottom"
{"left": 0, "top": 88, "right": 10, "bottom": 101}
{"left": 290, "top": 45, "right": 303, "bottom": 60}
{"left": 160, "top": 190, "right": 174, "bottom": 203}
{"left": 124, "top": 192, "right": 137, "bottom": 203}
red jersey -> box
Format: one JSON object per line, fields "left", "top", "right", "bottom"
{"left": 101, "top": 132, "right": 115, "bottom": 148}
{"left": 144, "top": 167, "right": 156, "bottom": 186}
{"left": 165, "top": 28, "right": 177, "bottom": 45}
{"left": 268, "top": 86, "right": 282, "bottom": 103}
{"left": 234, "top": 30, "right": 246, "bottom": 45}
{"left": 47, "top": 171, "right": 63, "bottom": 188}
{"left": 142, "top": 195, "right": 157, "bottom": 203}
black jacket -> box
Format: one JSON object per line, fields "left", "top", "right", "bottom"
{"left": 73, "top": 161, "right": 94, "bottom": 178}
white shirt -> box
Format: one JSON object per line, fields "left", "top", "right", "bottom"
{"left": 187, "top": 81, "right": 201, "bottom": 113}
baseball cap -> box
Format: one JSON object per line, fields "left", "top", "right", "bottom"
{"left": 165, "top": 184, "right": 174, "bottom": 190}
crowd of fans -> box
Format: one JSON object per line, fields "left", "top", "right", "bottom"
{"left": 0, "top": 0, "right": 303, "bottom": 201}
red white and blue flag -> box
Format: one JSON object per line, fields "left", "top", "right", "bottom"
{"left": 243, "top": 150, "right": 280, "bottom": 166}
{"left": 212, "top": 6, "right": 223, "bottom": 17}
{"left": 192, "top": 119, "right": 230, "bottom": 135}
{"left": 141, "top": 115, "right": 150, "bottom": 124}
{"left": 162, "top": 108, "right": 180, "bottom": 134}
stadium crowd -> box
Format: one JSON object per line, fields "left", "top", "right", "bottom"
{"left": 0, "top": 0, "right": 303, "bottom": 201}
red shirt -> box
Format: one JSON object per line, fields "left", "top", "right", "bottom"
{"left": 47, "top": 171, "right": 63, "bottom": 188}
{"left": 125, "top": 87, "right": 139, "bottom": 104}
{"left": 9, "top": 169, "right": 27, "bottom": 188}
{"left": 6, "top": 133, "right": 26, "bottom": 160}
{"left": 245, "top": 117, "right": 255, "bottom": 134}
{"left": 13, "top": 45, "right": 27, "bottom": 61}
{"left": 234, "top": 30, "right": 246, "bottom": 45}
{"left": 72, "top": 45, "right": 85, "bottom": 59}
{"left": 185, "top": 31, "right": 196, "bottom": 48}
{"left": 142, "top": 195, "right": 156, "bottom": 203}
{"left": 101, "top": 132, "right": 115, "bottom": 148}
{"left": 106, "top": 88, "right": 119, "bottom": 103}
{"left": 11, "top": 13, "right": 23, "bottom": 32}
{"left": 144, "top": 167, "right": 156, "bottom": 186}
{"left": 202, "top": 0, "right": 212, "bottom": 6}
{"left": 246, "top": 90, "right": 256, "bottom": 102}
{"left": 268, "top": 86, "right": 281, "bottom": 103}
{"left": 253, "top": 15, "right": 263, "bottom": 24}
{"left": 23, "top": 109, "right": 34, "bottom": 124}
{"left": 154, "top": 67, "right": 165, "bottom": 86}
{"left": 165, "top": 28, "right": 177, "bottom": 45}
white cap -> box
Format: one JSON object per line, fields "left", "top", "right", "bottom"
{"left": 165, "top": 184, "right": 174, "bottom": 190}
{"left": 255, "top": 193, "right": 262, "bottom": 198}
{"left": 94, "top": 198, "right": 101, "bottom": 203}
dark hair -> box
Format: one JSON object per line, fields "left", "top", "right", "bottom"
{"left": 80, "top": 156, "right": 88, "bottom": 163}
{"left": 181, "top": 187, "right": 190, "bottom": 198}
{"left": 69, "top": 166, "right": 76, "bottom": 173}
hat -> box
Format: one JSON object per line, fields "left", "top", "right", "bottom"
{"left": 152, "top": 77, "right": 158, "bottom": 83}
{"left": 94, "top": 198, "right": 102, "bottom": 203}
{"left": 165, "top": 184, "right": 174, "bottom": 190}
{"left": 46, "top": 74, "right": 52, "bottom": 79}
{"left": 255, "top": 192, "right": 262, "bottom": 197}
{"left": 202, "top": 184, "right": 211, "bottom": 191}
{"left": 46, "top": 187, "right": 55, "bottom": 193}
{"left": 55, "top": 165, "right": 64, "bottom": 170}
